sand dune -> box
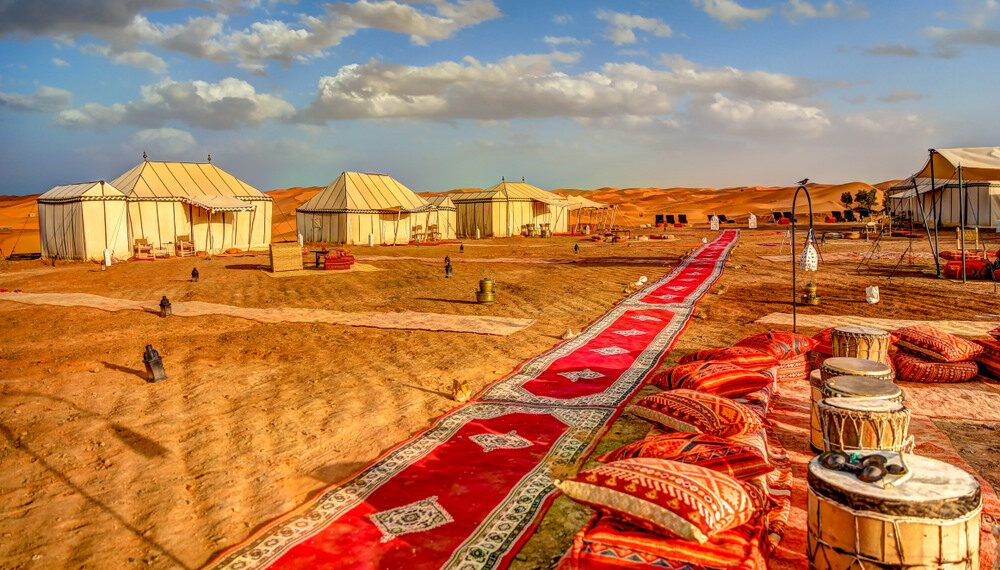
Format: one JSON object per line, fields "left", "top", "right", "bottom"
{"left": 0, "top": 180, "right": 901, "bottom": 256}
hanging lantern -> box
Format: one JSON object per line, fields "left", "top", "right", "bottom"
{"left": 143, "top": 345, "right": 167, "bottom": 383}
{"left": 159, "top": 295, "right": 172, "bottom": 317}
{"left": 800, "top": 230, "right": 819, "bottom": 272}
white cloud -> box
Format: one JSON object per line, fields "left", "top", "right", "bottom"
{"left": 130, "top": 127, "right": 197, "bottom": 156}
{"left": 51, "top": 57, "right": 69, "bottom": 67}
{"left": 692, "top": 0, "right": 771, "bottom": 27}
{"left": 0, "top": 85, "right": 72, "bottom": 112}
{"left": 783, "top": 0, "right": 839, "bottom": 21}
{"left": 81, "top": 44, "right": 167, "bottom": 73}
{"left": 552, "top": 14, "right": 572, "bottom": 25}
{"left": 595, "top": 10, "right": 672, "bottom": 45}
{"left": 842, "top": 111, "right": 929, "bottom": 134}
{"left": 878, "top": 88, "right": 924, "bottom": 103}
{"left": 543, "top": 35, "right": 590, "bottom": 46}
{"left": 694, "top": 93, "right": 831, "bottom": 137}
{"left": 54, "top": 77, "right": 293, "bottom": 129}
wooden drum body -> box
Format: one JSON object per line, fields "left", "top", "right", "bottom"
{"left": 808, "top": 454, "right": 981, "bottom": 569}
{"left": 809, "top": 369, "right": 899, "bottom": 452}
{"left": 819, "top": 397, "right": 910, "bottom": 453}
{"left": 831, "top": 326, "right": 892, "bottom": 365}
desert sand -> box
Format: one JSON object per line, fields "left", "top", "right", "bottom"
{"left": 1, "top": 188, "right": 997, "bottom": 569}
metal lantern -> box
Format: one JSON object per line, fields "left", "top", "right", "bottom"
{"left": 574, "top": 243, "right": 580, "bottom": 254}
{"left": 476, "top": 276, "right": 496, "bottom": 304}
{"left": 143, "top": 345, "right": 167, "bottom": 383}
{"left": 159, "top": 295, "right": 172, "bottom": 317}
{"left": 191, "top": 267, "right": 199, "bottom": 282}
{"left": 800, "top": 241, "right": 819, "bottom": 272}
{"left": 444, "top": 256, "right": 453, "bottom": 278}
{"left": 459, "top": 243, "right": 464, "bottom": 254}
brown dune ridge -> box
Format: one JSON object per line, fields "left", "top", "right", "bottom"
{"left": 0, "top": 181, "right": 900, "bottom": 256}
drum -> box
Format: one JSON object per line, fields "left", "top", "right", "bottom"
{"left": 818, "top": 397, "right": 910, "bottom": 453}
{"left": 809, "top": 375, "right": 904, "bottom": 451}
{"left": 830, "top": 326, "right": 892, "bottom": 365}
{"left": 808, "top": 453, "right": 981, "bottom": 569}
{"left": 820, "top": 357, "right": 894, "bottom": 383}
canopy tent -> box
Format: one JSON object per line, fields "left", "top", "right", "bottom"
{"left": 296, "top": 171, "right": 430, "bottom": 245}
{"left": 564, "top": 194, "right": 615, "bottom": 233}
{"left": 37, "top": 181, "right": 130, "bottom": 260}
{"left": 423, "top": 196, "right": 457, "bottom": 240}
{"left": 888, "top": 147, "right": 1000, "bottom": 228}
{"left": 451, "top": 181, "right": 570, "bottom": 238}
{"left": 111, "top": 160, "right": 272, "bottom": 254}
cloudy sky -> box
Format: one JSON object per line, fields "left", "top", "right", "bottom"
{"left": 0, "top": 0, "right": 997, "bottom": 194}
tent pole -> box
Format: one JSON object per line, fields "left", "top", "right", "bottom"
{"left": 912, "top": 178, "right": 937, "bottom": 267}
{"left": 959, "top": 165, "right": 966, "bottom": 283}
{"left": 101, "top": 182, "right": 109, "bottom": 252}
{"left": 928, "top": 149, "right": 940, "bottom": 276}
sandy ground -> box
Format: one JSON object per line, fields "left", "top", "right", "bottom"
{"left": 1, "top": 227, "right": 998, "bottom": 569}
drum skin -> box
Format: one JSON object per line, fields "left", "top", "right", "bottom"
{"left": 818, "top": 397, "right": 910, "bottom": 453}
{"left": 809, "top": 373, "right": 903, "bottom": 452}
{"left": 820, "top": 357, "right": 894, "bottom": 383}
{"left": 807, "top": 454, "right": 981, "bottom": 569}
{"left": 831, "top": 326, "right": 892, "bottom": 365}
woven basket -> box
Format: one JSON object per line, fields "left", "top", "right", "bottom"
{"left": 269, "top": 242, "right": 303, "bottom": 272}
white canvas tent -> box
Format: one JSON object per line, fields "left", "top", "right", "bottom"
{"left": 451, "top": 181, "right": 570, "bottom": 238}
{"left": 38, "top": 181, "right": 130, "bottom": 260}
{"left": 295, "top": 172, "right": 430, "bottom": 245}
{"left": 565, "top": 194, "right": 614, "bottom": 233}
{"left": 888, "top": 147, "right": 1000, "bottom": 228}
{"left": 424, "top": 196, "right": 457, "bottom": 240}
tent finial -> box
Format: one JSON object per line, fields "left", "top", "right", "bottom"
{"left": 501, "top": 176, "right": 505, "bottom": 182}
{"left": 521, "top": 176, "right": 525, "bottom": 182}
{"left": 143, "top": 151, "right": 148, "bottom": 161}
{"left": 207, "top": 153, "right": 212, "bottom": 163}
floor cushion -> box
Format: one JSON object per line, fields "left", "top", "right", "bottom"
{"left": 810, "top": 327, "right": 835, "bottom": 356}
{"left": 649, "top": 361, "right": 772, "bottom": 398}
{"left": 555, "top": 458, "right": 756, "bottom": 543}
{"left": 678, "top": 346, "right": 780, "bottom": 372}
{"left": 894, "top": 325, "right": 983, "bottom": 362}
{"left": 595, "top": 432, "right": 775, "bottom": 481}
{"left": 776, "top": 353, "right": 809, "bottom": 382}
{"left": 628, "top": 390, "right": 765, "bottom": 438}
{"left": 894, "top": 352, "right": 978, "bottom": 383}
{"left": 734, "top": 331, "right": 817, "bottom": 360}
{"left": 990, "top": 326, "right": 1000, "bottom": 341}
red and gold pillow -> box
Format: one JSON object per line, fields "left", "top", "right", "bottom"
{"left": 894, "top": 352, "right": 978, "bottom": 383}
{"left": 677, "top": 346, "right": 780, "bottom": 372}
{"left": 776, "top": 353, "right": 810, "bottom": 382}
{"left": 734, "top": 330, "right": 817, "bottom": 360}
{"left": 893, "top": 325, "right": 982, "bottom": 363}
{"left": 595, "top": 432, "right": 774, "bottom": 481}
{"left": 649, "top": 361, "right": 772, "bottom": 398}
{"left": 627, "top": 389, "right": 765, "bottom": 438}
{"left": 555, "top": 458, "right": 756, "bottom": 543}
{"left": 811, "top": 327, "right": 835, "bottom": 356}
{"left": 976, "top": 339, "right": 1000, "bottom": 358}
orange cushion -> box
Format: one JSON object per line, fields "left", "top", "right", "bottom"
{"left": 628, "top": 390, "right": 765, "bottom": 438}
{"left": 776, "top": 353, "right": 810, "bottom": 382}
{"left": 894, "top": 352, "right": 978, "bottom": 383}
{"left": 735, "top": 330, "right": 818, "bottom": 360}
{"left": 811, "top": 327, "right": 835, "bottom": 356}
{"left": 677, "top": 346, "right": 780, "bottom": 372}
{"left": 595, "top": 433, "right": 774, "bottom": 481}
{"left": 649, "top": 361, "right": 772, "bottom": 398}
{"left": 894, "top": 325, "right": 982, "bottom": 362}
{"left": 556, "top": 458, "right": 756, "bottom": 543}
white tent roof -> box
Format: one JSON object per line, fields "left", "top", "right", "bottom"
{"left": 892, "top": 147, "right": 1000, "bottom": 200}
{"left": 110, "top": 160, "right": 270, "bottom": 201}
{"left": 565, "top": 194, "right": 609, "bottom": 210}
{"left": 425, "top": 195, "right": 456, "bottom": 209}
{"left": 298, "top": 171, "right": 429, "bottom": 213}
{"left": 38, "top": 181, "right": 125, "bottom": 203}
{"left": 451, "top": 181, "right": 570, "bottom": 206}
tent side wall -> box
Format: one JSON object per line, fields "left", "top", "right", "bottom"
{"left": 39, "top": 198, "right": 131, "bottom": 260}
{"left": 455, "top": 201, "right": 495, "bottom": 238}
{"left": 899, "top": 183, "right": 999, "bottom": 228}
{"left": 128, "top": 198, "right": 271, "bottom": 253}
{"left": 296, "top": 211, "right": 347, "bottom": 243}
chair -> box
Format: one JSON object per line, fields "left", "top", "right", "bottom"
{"left": 427, "top": 224, "right": 439, "bottom": 242}
{"left": 133, "top": 238, "right": 153, "bottom": 260}
{"left": 412, "top": 225, "right": 425, "bottom": 243}
{"left": 843, "top": 210, "right": 857, "bottom": 223}
{"left": 832, "top": 211, "right": 844, "bottom": 223}
{"left": 718, "top": 214, "right": 730, "bottom": 223}
{"left": 772, "top": 212, "right": 782, "bottom": 223}
{"left": 956, "top": 227, "right": 980, "bottom": 251}
{"left": 678, "top": 214, "right": 688, "bottom": 225}
{"left": 655, "top": 214, "right": 665, "bottom": 226}
{"left": 175, "top": 235, "right": 195, "bottom": 257}
{"left": 664, "top": 214, "right": 675, "bottom": 225}
{"left": 858, "top": 207, "right": 871, "bottom": 219}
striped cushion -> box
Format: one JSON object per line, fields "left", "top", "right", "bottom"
{"left": 555, "top": 458, "right": 755, "bottom": 543}
{"left": 735, "top": 331, "right": 817, "bottom": 360}
{"left": 677, "top": 346, "right": 780, "bottom": 372}
{"left": 649, "top": 361, "right": 772, "bottom": 398}
{"left": 894, "top": 352, "right": 978, "bottom": 383}
{"left": 595, "top": 433, "right": 775, "bottom": 481}
{"left": 894, "top": 325, "right": 982, "bottom": 362}
{"left": 628, "top": 390, "right": 765, "bottom": 438}
{"left": 776, "top": 354, "right": 809, "bottom": 382}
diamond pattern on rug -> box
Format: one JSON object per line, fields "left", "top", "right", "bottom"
{"left": 368, "top": 496, "right": 454, "bottom": 543}
{"left": 614, "top": 329, "right": 646, "bottom": 337}
{"left": 470, "top": 430, "right": 533, "bottom": 453}
{"left": 590, "top": 346, "right": 631, "bottom": 356}
{"left": 557, "top": 368, "right": 606, "bottom": 382}
{"left": 629, "top": 315, "right": 662, "bottom": 322}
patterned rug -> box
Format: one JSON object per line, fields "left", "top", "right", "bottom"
{"left": 209, "top": 230, "right": 741, "bottom": 570}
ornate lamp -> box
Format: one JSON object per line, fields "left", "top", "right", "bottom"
{"left": 143, "top": 345, "right": 167, "bottom": 383}
{"left": 476, "top": 276, "right": 496, "bottom": 304}
{"left": 791, "top": 180, "right": 819, "bottom": 330}
{"left": 159, "top": 295, "right": 172, "bottom": 317}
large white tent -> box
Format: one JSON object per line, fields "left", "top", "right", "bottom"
{"left": 888, "top": 147, "right": 1000, "bottom": 228}
{"left": 451, "top": 181, "right": 570, "bottom": 238}
{"left": 38, "top": 181, "right": 130, "bottom": 260}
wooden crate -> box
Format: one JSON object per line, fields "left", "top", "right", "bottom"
{"left": 269, "top": 242, "right": 303, "bottom": 272}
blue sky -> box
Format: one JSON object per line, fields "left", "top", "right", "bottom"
{"left": 0, "top": 0, "right": 997, "bottom": 194}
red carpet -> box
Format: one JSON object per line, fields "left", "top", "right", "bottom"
{"left": 210, "top": 230, "right": 741, "bottom": 570}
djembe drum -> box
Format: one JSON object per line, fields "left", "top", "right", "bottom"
{"left": 811, "top": 359, "right": 895, "bottom": 451}
{"left": 818, "top": 397, "right": 910, "bottom": 453}
{"left": 830, "top": 326, "right": 892, "bottom": 365}
{"left": 810, "top": 375, "right": 904, "bottom": 451}
{"left": 808, "top": 454, "right": 981, "bottom": 569}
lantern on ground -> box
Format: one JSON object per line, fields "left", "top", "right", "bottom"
{"left": 748, "top": 213, "right": 757, "bottom": 229}
{"left": 476, "top": 276, "right": 496, "bottom": 304}
{"left": 159, "top": 295, "right": 172, "bottom": 317}
{"left": 191, "top": 267, "right": 199, "bottom": 282}
{"left": 460, "top": 243, "right": 464, "bottom": 254}
{"left": 143, "top": 345, "right": 167, "bottom": 383}
{"left": 444, "top": 256, "right": 453, "bottom": 278}
{"left": 574, "top": 243, "right": 580, "bottom": 254}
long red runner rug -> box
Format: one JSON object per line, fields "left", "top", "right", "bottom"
{"left": 209, "top": 230, "right": 741, "bottom": 570}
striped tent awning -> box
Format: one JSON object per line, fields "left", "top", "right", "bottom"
{"left": 185, "top": 195, "right": 255, "bottom": 213}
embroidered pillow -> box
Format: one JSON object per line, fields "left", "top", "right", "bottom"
{"left": 894, "top": 325, "right": 982, "bottom": 363}
{"left": 976, "top": 354, "right": 1000, "bottom": 380}
{"left": 894, "top": 352, "right": 978, "bottom": 383}
{"left": 976, "top": 338, "right": 1000, "bottom": 358}
{"left": 776, "top": 353, "right": 810, "bottom": 382}
{"left": 555, "top": 458, "right": 756, "bottom": 543}
{"left": 627, "top": 390, "right": 765, "bottom": 438}
{"left": 595, "top": 432, "right": 774, "bottom": 481}
{"left": 677, "top": 346, "right": 780, "bottom": 372}
{"left": 734, "top": 330, "right": 818, "bottom": 360}
{"left": 811, "top": 327, "right": 836, "bottom": 356}
{"left": 649, "top": 361, "right": 772, "bottom": 398}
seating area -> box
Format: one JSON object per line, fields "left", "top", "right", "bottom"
{"left": 175, "top": 235, "right": 195, "bottom": 257}
{"left": 654, "top": 213, "right": 687, "bottom": 228}
{"left": 132, "top": 238, "right": 153, "bottom": 260}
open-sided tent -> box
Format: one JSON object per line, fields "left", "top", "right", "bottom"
{"left": 423, "top": 196, "right": 457, "bottom": 240}
{"left": 888, "top": 147, "right": 1000, "bottom": 228}
{"left": 296, "top": 171, "right": 430, "bottom": 245}
{"left": 37, "top": 181, "right": 130, "bottom": 260}
{"left": 112, "top": 159, "right": 272, "bottom": 254}
{"left": 451, "top": 181, "right": 570, "bottom": 238}
{"left": 565, "top": 194, "right": 614, "bottom": 233}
